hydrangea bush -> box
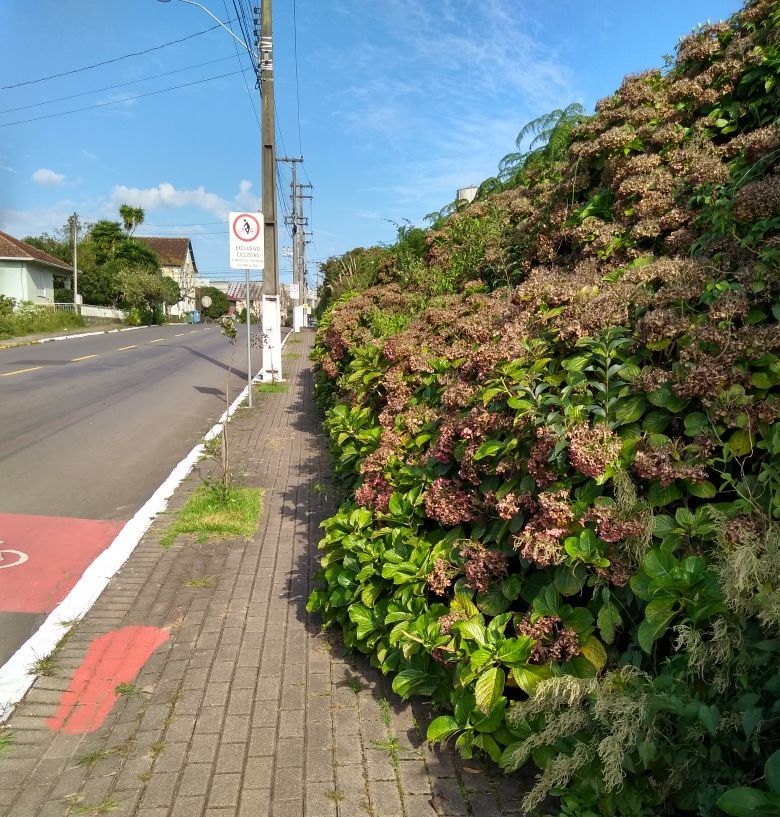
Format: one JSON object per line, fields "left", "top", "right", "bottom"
{"left": 308, "top": 2, "right": 780, "bottom": 813}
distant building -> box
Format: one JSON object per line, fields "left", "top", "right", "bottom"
{"left": 134, "top": 237, "right": 208, "bottom": 317}
{"left": 457, "top": 186, "right": 478, "bottom": 204}
{"left": 0, "top": 231, "right": 73, "bottom": 304}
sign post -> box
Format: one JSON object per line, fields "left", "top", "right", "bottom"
{"left": 228, "top": 211, "right": 280, "bottom": 391}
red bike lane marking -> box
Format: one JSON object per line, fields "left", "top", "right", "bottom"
{"left": 0, "top": 513, "right": 124, "bottom": 614}
{"left": 46, "top": 625, "right": 170, "bottom": 734}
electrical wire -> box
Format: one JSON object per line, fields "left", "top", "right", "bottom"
{"left": 0, "top": 55, "right": 246, "bottom": 115}
{"left": 0, "top": 70, "right": 248, "bottom": 128}
{"left": 1, "top": 22, "right": 236, "bottom": 90}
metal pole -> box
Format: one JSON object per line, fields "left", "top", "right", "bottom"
{"left": 246, "top": 268, "right": 253, "bottom": 407}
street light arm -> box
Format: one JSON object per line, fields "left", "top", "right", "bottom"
{"left": 157, "top": 0, "right": 250, "bottom": 53}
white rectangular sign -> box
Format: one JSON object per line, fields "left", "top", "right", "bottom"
{"left": 289, "top": 283, "right": 299, "bottom": 299}
{"left": 229, "top": 212, "right": 264, "bottom": 270}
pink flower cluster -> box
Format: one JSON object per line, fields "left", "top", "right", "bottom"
{"left": 567, "top": 424, "right": 622, "bottom": 479}
{"left": 513, "top": 490, "right": 574, "bottom": 567}
{"left": 527, "top": 427, "right": 559, "bottom": 487}
{"left": 459, "top": 541, "right": 508, "bottom": 594}
{"left": 516, "top": 614, "right": 580, "bottom": 663}
{"left": 424, "top": 478, "right": 474, "bottom": 526}
{"left": 354, "top": 474, "right": 392, "bottom": 513}
{"left": 427, "top": 558, "right": 456, "bottom": 596}
{"left": 585, "top": 504, "right": 646, "bottom": 544}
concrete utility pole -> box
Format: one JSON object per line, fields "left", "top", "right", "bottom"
{"left": 279, "top": 156, "right": 303, "bottom": 305}
{"left": 297, "top": 184, "right": 313, "bottom": 311}
{"left": 259, "top": 1, "right": 278, "bottom": 297}
{"left": 256, "top": 0, "right": 284, "bottom": 381}
{"left": 71, "top": 212, "right": 80, "bottom": 311}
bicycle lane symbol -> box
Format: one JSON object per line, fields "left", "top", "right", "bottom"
{"left": 0, "top": 540, "right": 29, "bottom": 569}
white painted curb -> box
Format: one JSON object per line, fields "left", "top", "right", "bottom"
{"left": 0, "top": 330, "right": 294, "bottom": 721}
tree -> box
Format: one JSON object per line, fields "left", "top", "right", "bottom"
{"left": 498, "top": 103, "right": 587, "bottom": 186}
{"left": 160, "top": 276, "right": 181, "bottom": 311}
{"left": 118, "top": 204, "right": 145, "bottom": 236}
{"left": 200, "top": 286, "right": 229, "bottom": 318}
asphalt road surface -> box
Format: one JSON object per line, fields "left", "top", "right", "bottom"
{"left": 0, "top": 323, "right": 264, "bottom": 666}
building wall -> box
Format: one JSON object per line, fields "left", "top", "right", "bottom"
{"left": 0, "top": 261, "right": 54, "bottom": 303}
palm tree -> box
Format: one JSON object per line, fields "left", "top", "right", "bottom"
{"left": 118, "top": 204, "right": 145, "bottom": 236}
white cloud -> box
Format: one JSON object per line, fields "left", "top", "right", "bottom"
{"left": 32, "top": 168, "right": 65, "bottom": 186}
{"left": 110, "top": 181, "right": 259, "bottom": 220}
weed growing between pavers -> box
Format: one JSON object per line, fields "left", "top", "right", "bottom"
{"left": 182, "top": 575, "right": 214, "bottom": 588}
{"left": 76, "top": 747, "right": 116, "bottom": 767}
{"left": 65, "top": 794, "right": 120, "bottom": 814}
{"left": 28, "top": 617, "right": 79, "bottom": 677}
{"left": 159, "top": 483, "right": 262, "bottom": 547}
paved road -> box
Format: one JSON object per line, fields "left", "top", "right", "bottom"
{"left": 0, "top": 323, "right": 263, "bottom": 667}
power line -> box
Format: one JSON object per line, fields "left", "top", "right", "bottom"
{"left": 1, "top": 22, "right": 237, "bottom": 90}
{"left": 0, "top": 70, "right": 247, "bottom": 128}
{"left": 0, "top": 55, "right": 246, "bottom": 115}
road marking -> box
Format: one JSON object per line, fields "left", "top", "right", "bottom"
{"left": 148, "top": 338, "right": 165, "bottom": 343}
{"left": 71, "top": 354, "right": 98, "bottom": 362}
{"left": 0, "top": 366, "right": 42, "bottom": 377}
{"left": 174, "top": 332, "right": 185, "bottom": 337}
{"left": 46, "top": 626, "right": 170, "bottom": 734}
{"left": 117, "top": 345, "right": 136, "bottom": 351}
{"left": 0, "top": 549, "right": 29, "bottom": 569}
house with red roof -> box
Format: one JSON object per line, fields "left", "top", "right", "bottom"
{"left": 134, "top": 236, "right": 207, "bottom": 318}
{"left": 0, "top": 231, "right": 73, "bottom": 305}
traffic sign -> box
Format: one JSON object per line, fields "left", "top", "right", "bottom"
{"left": 229, "top": 212, "right": 264, "bottom": 270}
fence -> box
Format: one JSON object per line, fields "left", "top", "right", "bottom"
{"left": 49, "top": 303, "right": 127, "bottom": 324}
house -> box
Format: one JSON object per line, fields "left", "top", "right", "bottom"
{"left": 225, "top": 281, "right": 263, "bottom": 318}
{"left": 0, "top": 231, "right": 73, "bottom": 305}
{"left": 134, "top": 236, "right": 208, "bottom": 317}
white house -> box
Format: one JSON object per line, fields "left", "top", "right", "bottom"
{"left": 134, "top": 236, "right": 208, "bottom": 317}
{"left": 0, "top": 231, "right": 73, "bottom": 304}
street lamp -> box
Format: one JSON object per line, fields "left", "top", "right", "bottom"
{"left": 157, "top": 0, "right": 282, "bottom": 383}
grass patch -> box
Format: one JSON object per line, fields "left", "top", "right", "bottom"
{"left": 115, "top": 682, "right": 137, "bottom": 697}
{"left": 160, "top": 483, "right": 262, "bottom": 548}
{"left": 0, "top": 730, "right": 12, "bottom": 755}
{"left": 255, "top": 381, "right": 288, "bottom": 395}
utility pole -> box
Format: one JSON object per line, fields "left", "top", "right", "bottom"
{"left": 297, "top": 184, "right": 312, "bottom": 314}
{"left": 71, "top": 212, "right": 80, "bottom": 312}
{"left": 255, "top": 1, "right": 283, "bottom": 381}
{"left": 279, "top": 156, "right": 303, "bottom": 308}
{"left": 258, "top": 1, "right": 277, "bottom": 296}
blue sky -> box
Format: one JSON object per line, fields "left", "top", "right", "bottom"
{"left": 0, "top": 0, "right": 743, "bottom": 289}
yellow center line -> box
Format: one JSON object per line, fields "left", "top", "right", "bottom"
{"left": 117, "top": 345, "right": 136, "bottom": 351}
{"left": 1, "top": 366, "right": 42, "bottom": 377}
{"left": 149, "top": 338, "right": 165, "bottom": 343}
{"left": 71, "top": 354, "right": 98, "bottom": 362}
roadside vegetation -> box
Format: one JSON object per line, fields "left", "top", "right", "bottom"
{"left": 0, "top": 295, "right": 85, "bottom": 339}
{"left": 307, "top": 2, "right": 780, "bottom": 814}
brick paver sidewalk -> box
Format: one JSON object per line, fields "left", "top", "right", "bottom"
{"left": 0, "top": 330, "right": 523, "bottom": 816}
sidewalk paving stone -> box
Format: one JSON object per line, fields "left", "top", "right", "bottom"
{"left": 0, "top": 328, "right": 527, "bottom": 816}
